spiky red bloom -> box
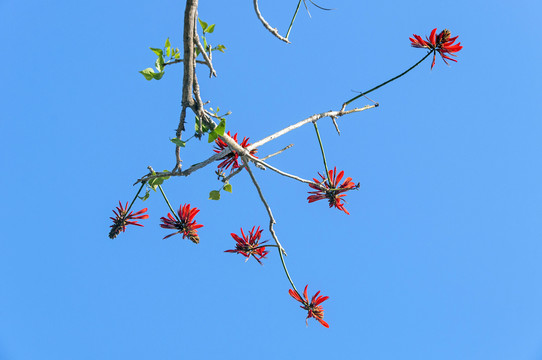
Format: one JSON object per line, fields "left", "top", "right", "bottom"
{"left": 160, "top": 203, "right": 203, "bottom": 243}
{"left": 109, "top": 201, "right": 149, "bottom": 239}
{"left": 289, "top": 285, "right": 330, "bottom": 328}
{"left": 213, "top": 131, "right": 258, "bottom": 172}
{"left": 225, "top": 226, "right": 268, "bottom": 264}
{"left": 307, "top": 167, "right": 360, "bottom": 215}
{"left": 410, "top": 28, "right": 463, "bottom": 69}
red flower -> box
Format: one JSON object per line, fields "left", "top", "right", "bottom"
{"left": 225, "top": 226, "right": 268, "bottom": 264}
{"left": 213, "top": 131, "right": 258, "bottom": 172}
{"left": 307, "top": 167, "right": 360, "bottom": 215}
{"left": 109, "top": 201, "right": 149, "bottom": 239}
{"left": 289, "top": 285, "right": 330, "bottom": 328}
{"left": 160, "top": 203, "right": 203, "bottom": 243}
{"left": 410, "top": 28, "right": 463, "bottom": 69}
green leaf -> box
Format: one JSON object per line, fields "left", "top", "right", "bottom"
{"left": 194, "top": 116, "right": 210, "bottom": 133}
{"left": 198, "top": 18, "right": 208, "bottom": 32}
{"left": 213, "top": 44, "right": 226, "bottom": 53}
{"left": 215, "top": 119, "right": 226, "bottom": 136}
{"left": 165, "top": 38, "right": 171, "bottom": 48}
{"left": 209, "top": 190, "right": 221, "bottom": 200}
{"left": 203, "top": 37, "right": 208, "bottom": 50}
{"left": 170, "top": 138, "right": 186, "bottom": 147}
{"left": 148, "top": 177, "right": 163, "bottom": 190}
{"left": 139, "top": 68, "right": 155, "bottom": 81}
{"left": 155, "top": 56, "right": 165, "bottom": 72}
{"left": 206, "top": 24, "right": 215, "bottom": 33}
{"left": 208, "top": 131, "right": 218, "bottom": 143}
{"left": 174, "top": 53, "right": 181, "bottom": 59}
{"left": 150, "top": 47, "right": 163, "bottom": 56}
{"left": 153, "top": 71, "right": 164, "bottom": 80}
{"left": 223, "top": 184, "right": 232, "bottom": 193}
{"left": 138, "top": 189, "right": 150, "bottom": 201}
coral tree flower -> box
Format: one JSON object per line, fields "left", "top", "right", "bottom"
{"left": 307, "top": 167, "right": 360, "bottom": 215}
{"left": 225, "top": 226, "right": 268, "bottom": 264}
{"left": 289, "top": 285, "right": 330, "bottom": 328}
{"left": 213, "top": 131, "right": 258, "bottom": 172}
{"left": 410, "top": 28, "right": 463, "bottom": 69}
{"left": 109, "top": 201, "right": 149, "bottom": 239}
{"left": 160, "top": 203, "right": 203, "bottom": 243}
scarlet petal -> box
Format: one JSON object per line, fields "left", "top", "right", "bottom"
{"left": 316, "top": 317, "right": 330, "bottom": 328}
{"left": 429, "top": 28, "right": 437, "bottom": 46}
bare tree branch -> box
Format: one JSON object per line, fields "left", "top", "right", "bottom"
{"left": 253, "top": 0, "right": 291, "bottom": 44}
{"left": 249, "top": 104, "right": 377, "bottom": 150}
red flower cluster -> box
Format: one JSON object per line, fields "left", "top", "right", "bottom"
{"left": 307, "top": 167, "right": 360, "bottom": 215}
{"left": 214, "top": 131, "right": 258, "bottom": 172}
{"left": 289, "top": 285, "right": 330, "bottom": 328}
{"left": 160, "top": 203, "right": 203, "bottom": 243}
{"left": 410, "top": 28, "right": 463, "bottom": 69}
{"left": 225, "top": 226, "right": 268, "bottom": 264}
{"left": 109, "top": 201, "right": 149, "bottom": 239}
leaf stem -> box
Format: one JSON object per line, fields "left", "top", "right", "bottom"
{"left": 343, "top": 50, "right": 434, "bottom": 107}
{"left": 286, "top": 0, "right": 303, "bottom": 39}
{"left": 313, "top": 122, "right": 332, "bottom": 186}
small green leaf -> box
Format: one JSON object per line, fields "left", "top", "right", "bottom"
{"left": 161, "top": 170, "right": 171, "bottom": 180}
{"left": 150, "top": 47, "right": 163, "bottom": 56}
{"left": 153, "top": 71, "right": 164, "bottom": 80}
{"left": 174, "top": 53, "right": 181, "bottom": 59}
{"left": 155, "top": 56, "right": 165, "bottom": 72}
{"left": 209, "top": 190, "right": 221, "bottom": 200}
{"left": 138, "top": 189, "right": 150, "bottom": 201}
{"left": 165, "top": 38, "right": 171, "bottom": 48}
{"left": 203, "top": 37, "right": 208, "bottom": 50}
{"left": 215, "top": 119, "right": 226, "bottom": 136}
{"left": 208, "top": 131, "right": 218, "bottom": 143}
{"left": 139, "top": 68, "right": 155, "bottom": 81}
{"left": 195, "top": 117, "right": 210, "bottom": 133}
{"left": 206, "top": 24, "right": 215, "bottom": 33}
{"left": 198, "top": 18, "right": 208, "bottom": 32}
{"left": 213, "top": 44, "right": 226, "bottom": 53}
{"left": 170, "top": 138, "right": 186, "bottom": 147}
{"left": 223, "top": 184, "right": 232, "bottom": 193}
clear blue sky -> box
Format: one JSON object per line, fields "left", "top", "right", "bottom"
{"left": 1, "top": 0, "right": 542, "bottom": 359}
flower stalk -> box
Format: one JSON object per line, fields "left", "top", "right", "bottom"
{"left": 158, "top": 184, "right": 180, "bottom": 222}
{"left": 285, "top": 0, "right": 303, "bottom": 39}
{"left": 313, "top": 121, "right": 332, "bottom": 186}
{"left": 343, "top": 50, "right": 433, "bottom": 107}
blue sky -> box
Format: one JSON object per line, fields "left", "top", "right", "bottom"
{"left": 1, "top": 0, "right": 542, "bottom": 359}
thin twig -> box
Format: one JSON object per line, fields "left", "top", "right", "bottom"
{"left": 163, "top": 59, "right": 208, "bottom": 67}
{"left": 194, "top": 27, "right": 217, "bottom": 77}
{"left": 253, "top": 0, "right": 291, "bottom": 44}
{"left": 222, "top": 144, "right": 294, "bottom": 183}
